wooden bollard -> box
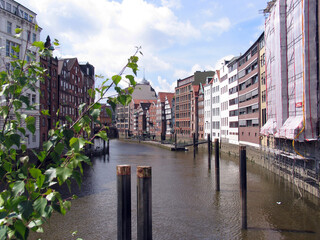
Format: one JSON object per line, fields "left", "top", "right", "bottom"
{"left": 117, "top": 165, "right": 132, "bottom": 240}
{"left": 239, "top": 146, "right": 247, "bottom": 230}
{"left": 107, "top": 139, "right": 110, "bottom": 155}
{"left": 193, "top": 133, "right": 196, "bottom": 158}
{"left": 137, "top": 166, "right": 152, "bottom": 240}
{"left": 208, "top": 134, "right": 211, "bottom": 169}
{"left": 215, "top": 138, "right": 220, "bottom": 191}
{"left": 175, "top": 133, "right": 177, "bottom": 150}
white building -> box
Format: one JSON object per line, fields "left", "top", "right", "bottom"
{"left": 0, "top": 0, "right": 42, "bottom": 149}
{"left": 227, "top": 57, "right": 239, "bottom": 145}
{"left": 211, "top": 73, "right": 221, "bottom": 140}
{"left": 204, "top": 77, "right": 212, "bottom": 140}
{"left": 219, "top": 59, "right": 231, "bottom": 142}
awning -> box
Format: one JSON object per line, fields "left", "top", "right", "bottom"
{"left": 277, "top": 116, "right": 303, "bottom": 139}
{"left": 260, "top": 118, "right": 277, "bottom": 136}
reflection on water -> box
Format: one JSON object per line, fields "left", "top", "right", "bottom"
{"left": 30, "top": 140, "right": 320, "bottom": 240}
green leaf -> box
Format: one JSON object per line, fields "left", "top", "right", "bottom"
{"left": 12, "top": 45, "right": 20, "bottom": 53}
{"left": 15, "top": 28, "right": 22, "bottom": 34}
{"left": 65, "top": 115, "right": 72, "bottom": 123}
{"left": 56, "top": 167, "right": 72, "bottom": 185}
{"left": 29, "top": 168, "right": 42, "bottom": 179}
{"left": 18, "top": 127, "right": 26, "bottom": 136}
{"left": 25, "top": 116, "right": 35, "bottom": 134}
{"left": 126, "top": 75, "right": 137, "bottom": 87}
{"left": 19, "top": 95, "right": 30, "bottom": 107}
{"left": 95, "top": 131, "right": 108, "bottom": 141}
{"left": 88, "top": 89, "right": 95, "bottom": 99}
{"left": 0, "top": 226, "right": 8, "bottom": 240}
{"left": 13, "top": 100, "right": 22, "bottom": 111}
{"left": 9, "top": 134, "right": 21, "bottom": 147}
{"left": 41, "top": 109, "right": 50, "bottom": 116}
{"left": 78, "top": 103, "right": 86, "bottom": 114}
{"left": 18, "top": 201, "right": 33, "bottom": 220}
{"left": 105, "top": 107, "right": 112, "bottom": 118}
{"left": 69, "top": 138, "right": 86, "bottom": 152}
{"left": 11, "top": 181, "right": 25, "bottom": 197}
{"left": 54, "top": 142, "right": 64, "bottom": 156}
{"left": 90, "top": 109, "right": 100, "bottom": 121}
{"left": 32, "top": 41, "right": 45, "bottom": 50}
{"left": 42, "top": 140, "right": 53, "bottom": 152}
{"left": 125, "top": 95, "right": 132, "bottom": 105}
{"left": 112, "top": 75, "right": 121, "bottom": 85}
{"left": 128, "top": 87, "right": 134, "bottom": 94}
{"left": 14, "top": 220, "right": 27, "bottom": 240}
{"left": 44, "top": 168, "right": 56, "bottom": 183}
{"left": 33, "top": 198, "right": 47, "bottom": 217}
{"left": 19, "top": 156, "right": 29, "bottom": 164}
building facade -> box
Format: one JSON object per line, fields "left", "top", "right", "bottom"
{"left": 238, "top": 33, "right": 263, "bottom": 147}
{"left": 227, "top": 57, "right": 239, "bottom": 145}
{"left": 0, "top": 0, "right": 42, "bottom": 149}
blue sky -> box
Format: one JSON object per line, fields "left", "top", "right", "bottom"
{"left": 18, "top": 0, "right": 266, "bottom": 95}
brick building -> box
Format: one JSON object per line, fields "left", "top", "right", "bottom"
{"left": 39, "top": 45, "right": 59, "bottom": 147}
{"left": 238, "top": 33, "right": 263, "bottom": 147}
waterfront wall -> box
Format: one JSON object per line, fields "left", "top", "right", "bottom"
{"left": 218, "top": 141, "right": 320, "bottom": 199}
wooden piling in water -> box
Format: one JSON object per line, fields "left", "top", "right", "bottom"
{"left": 117, "top": 165, "right": 132, "bottom": 240}
{"left": 208, "top": 134, "right": 211, "bottom": 169}
{"left": 193, "top": 133, "right": 196, "bottom": 158}
{"left": 215, "top": 138, "right": 220, "bottom": 191}
{"left": 107, "top": 139, "right": 110, "bottom": 155}
{"left": 137, "top": 166, "right": 152, "bottom": 240}
{"left": 239, "top": 146, "right": 247, "bottom": 230}
{"left": 175, "top": 133, "right": 177, "bottom": 150}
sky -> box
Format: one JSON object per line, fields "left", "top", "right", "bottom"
{"left": 18, "top": 0, "right": 267, "bottom": 96}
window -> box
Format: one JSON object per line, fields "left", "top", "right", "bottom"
{"left": 32, "top": 33, "right": 36, "bottom": 42}
{"left": 7, "top": 21, "right": 12, "bottom": 34}
{"left": 0, "top": 0, "right": 4, "bottom": 8}
{"left": 27, "top": 30, "right": 31, "bottom": 41}
{"left": 239, "top": 120, "right": 246, "bottom": 127}
{"left": 24, "top": 12, "right": 28, "bottom": 20}
{"left": 32, "top": 134, "right": 36, "bottom": 143}
{"left": 32, "top": 94, "right": 36, "bottom": 105}
{"left": 5, "top": 2, "right": 11, "bottom": 12}
{"left": 252, "top": 119, "right": 259, "bottom": 127}
{"left": 6, "top": 40, "right": 19, "bottom": 58}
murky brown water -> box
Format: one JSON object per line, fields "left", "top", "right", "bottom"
{"left": 31, "top": 140, "right": 320, "bottom": 240}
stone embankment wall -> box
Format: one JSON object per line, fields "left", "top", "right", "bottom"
{"left": 217, "top": 141, "right": 320, "bottom": 200}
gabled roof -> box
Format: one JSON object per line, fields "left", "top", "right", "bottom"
{"left": 158, "top": 92, "right": 174, "bottom": 103}
{"left": 58, "top": 58, "right": 78, "bottom": 75}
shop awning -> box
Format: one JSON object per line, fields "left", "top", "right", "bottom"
{"left": 260, "top": 118, "right": 277, "bottom": 136}
{"left": 277, "top": 116, "right": 303, "bottom": 139}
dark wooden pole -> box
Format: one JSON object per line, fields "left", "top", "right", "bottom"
{"left": 137, "top": 166, "right": 152, "bottom": 240}
{"left": 208, "top": 134, "right": 211, "bottom": 169}
{"left": 193, "top": 133, "right": 196, "bottom": 158}
{"left": 175, "top": 133, "right": 177, "bottom": 150}
{"left": 107, "top": 139, "right": 110, "bottom": 155}
{"left": 117, "top": 165, "right": 132, "bottom": 240}
{"left": 215, "top": 138, "right": 220, "bottom": 191}
{"left": 239, "top": 146, "right": 247, "bottom": 230}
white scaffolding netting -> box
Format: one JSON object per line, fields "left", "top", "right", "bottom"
{"left": 262, "top": 0, "right": 318, "bottom": 141}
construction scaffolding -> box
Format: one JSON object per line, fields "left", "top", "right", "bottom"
{"left": 261, "top": 0, "right": 319, "bottom": 197}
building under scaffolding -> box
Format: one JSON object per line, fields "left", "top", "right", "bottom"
{"left": 261, "top": 0, "right": 319, "bottom": 197}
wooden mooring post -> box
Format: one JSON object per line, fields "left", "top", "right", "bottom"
{"left": 215, "top": 138, "right": 220, "bottom": 191}
{"left": 193, "top": 133, "right": 196, "bottom": 158}
{"left": 107, "top": 139, "right": 110, "bottom": 155}
{"left": 137, "top": 166, "right": 152, "bottom": 240}
{"left": 175, "top": 133, "right": 177, "bottom": 150}
{"left": 239, "top": 146, "right": 247, "bottom": 230}
{"left": 117, "top": 165, "right": 132, "bottom": 240}
{"left": 208, "top": 134, "right": 211, "bottom": 169}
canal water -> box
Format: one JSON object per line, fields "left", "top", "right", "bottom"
{"left": 31, "top": 140, "right": 320, "bottom": 240}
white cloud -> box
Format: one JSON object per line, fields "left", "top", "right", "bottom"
{"left": 20, "top": 0, "right": 199, "bottom": 78}
{"left": 214, "top": 55, "right": 234, "bottom": 71}
{"left": 173, "top": 64, "right": 214, "bottom": 79}
{"left": 202, "top": 17, "right": 231, "bottom": 34}
{"left": 153, "top": 76, "right": 176, "bottom": 93}
{"left": 161, "top": 0, "right": 181, "bottom": 9}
